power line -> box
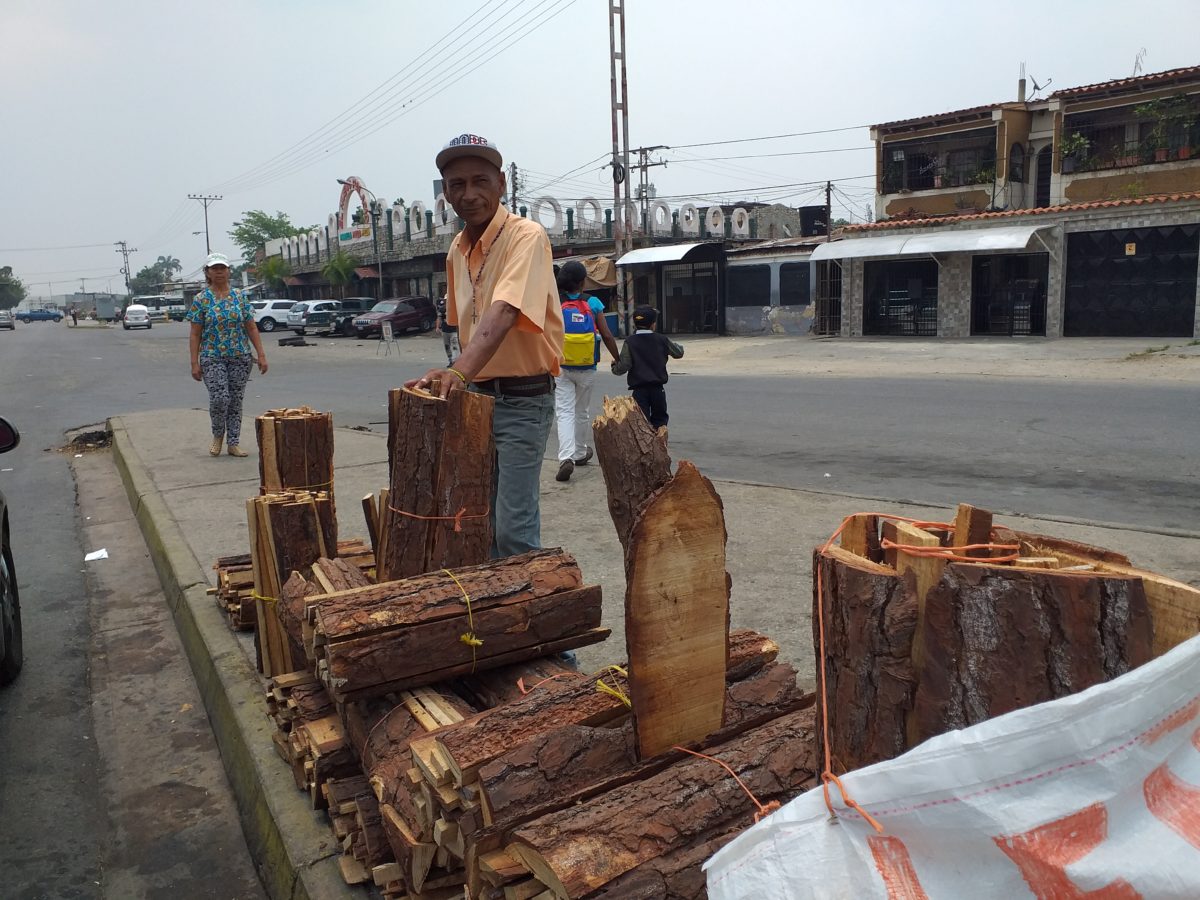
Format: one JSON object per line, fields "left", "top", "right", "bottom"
{"left": 668, "top": 125, "right": 870, "bottom": 151}
{"left": 686, "top": 146, "right": 874, "bottom": 162}
{"left": 215, "top": 0, "right": 578, "bottom": 194}
{"left": 0, "top": 241, "right": 115, "bottom": 252}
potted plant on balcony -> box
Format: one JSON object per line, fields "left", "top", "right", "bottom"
{"left": 1059, "top": 131, "right": 1089, "bottom": 173}
{"left": 971, "top": 166, "right": 997, "bottom": 185}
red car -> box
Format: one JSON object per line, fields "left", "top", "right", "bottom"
{"left": 351, "top": 296, "right": 435, "bottom": 339}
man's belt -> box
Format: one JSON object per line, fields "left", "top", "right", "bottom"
{"left": 471, "top": 374, "right": 554, "bottom": 397}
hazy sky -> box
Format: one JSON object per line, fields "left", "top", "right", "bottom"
{"left": 3, "top": 0, "right": 1196, "bottom": 296}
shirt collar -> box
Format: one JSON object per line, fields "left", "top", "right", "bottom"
{"left": 454, "top": 205, "right": 510, "bottom": 256}
{"left": 635, "top": 328, "right": 653, "bottom": 334}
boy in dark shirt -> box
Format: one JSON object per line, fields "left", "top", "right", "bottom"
{"left": 611, "top": 306, "right": 684, "bottom": 429}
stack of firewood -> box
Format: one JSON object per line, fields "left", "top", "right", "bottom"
{"left": 213, "top": 540, "right": 374, "bottom": 632}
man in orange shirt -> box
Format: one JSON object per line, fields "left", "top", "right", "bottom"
{"left": 408, "top": 134, "right": 564, "bottom": 558}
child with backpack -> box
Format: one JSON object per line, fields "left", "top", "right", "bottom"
{"left": 611, "top": 305, "right": 684, "bottom": 430}
{"left": 555, "top": 260, "right": 619, "bottom": 482}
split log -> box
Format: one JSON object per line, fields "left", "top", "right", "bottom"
{"left": 913, "top": 563, "right": 1152, "bottom": 742}
{"left": 813, "top": 544, "right": 917, "bottom": 774}
{"left": 256, "top": 407, "right": 335, "bottom": 497}
{"left": 840, "top": 513, "right": 882, "bottom": 563}
{"left": 478, "top": 661, "right": 811, "bottom": 836}
{"left": 582, "top": 820, "right": 744, "bottom": 899}
{"left": 379, "top": 387, "right": 495, "bottom": 581}
{"left": 314, "top": 549, "right": 583, "bottom": 646}
{"left": 321, "top": 586, "right": 606, "bottom": 701}
{"left": 953, "top": 503, "right": 993, "bottom": 559}
{"left": 625, "top": 461, "right": 729, "bottom": 758}
{"left": 592, "top": 395, "right": 672, "bottom": 556}
{"left": 452, "top": 657, "right": 579, "bottom": 711}
{"left": 1016, "top": 529, "right": 1200, "bottom": 657}
{"left": 507, "top": 707, "right": 818, "bottom": 899}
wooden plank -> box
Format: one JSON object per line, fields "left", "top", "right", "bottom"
{"left": 625, "top": 461, "right": 729, "bottom": 758}
{"left": 840, "top": 513, "right": 882, "bottom": 562}
{"left": 893, "top": 521, "right": 944, "bottom": 747}
{"left": 592, "top": 394, "right": 673, "bottom": 557}
{"left": 953, "top": 503, "right": 993, "bottom": 559}
{"left": 362, "top": 493, "right": 380, "bottom": 562}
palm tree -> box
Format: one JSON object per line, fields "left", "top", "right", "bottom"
{"left": 256, "top": 256, "right": 291, "bottom": 297}
{"left": 322, "top": 251, "right": 356, "bottom": 300}
{"left": 155, "top": 255, "right": 182, "bottom": 279}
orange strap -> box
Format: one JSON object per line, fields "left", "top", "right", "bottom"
{"left": 387, "top": 504, "right": 488, "bottom": 533}
{"left": 815, "top": 512, "right": 1021, "bottom": 833}
{"left": 517, "top": 673, "right": 574, "bottom": 695}
{"left": 672, "top": 745, "right": 781, "bottom": 823}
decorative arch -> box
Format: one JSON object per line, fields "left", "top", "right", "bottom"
{"left": 705, "top": 205, "right": 725, "bottom": 236}
{"left": 434, "top": 194, "right": 456, "bottom": 235}
{"left": 409, "top": 200, "right": 428, "bottom": 236}
{"left": 678, "top": 203, "right": 700, "bottom": 236}
{"left": 530, "top": 197, "right": 564, "bottom": 234}
{"left": 575, "top": 198, "right": 603, "bottom": 230}
{"left": 730, "top": 207, "right": 750, "bottom": 237}
{"left": 648, "top": 200, "right": 673, "bottom": 235}
{"left": 336, "top": 176, "right": 372, "bottom": 229}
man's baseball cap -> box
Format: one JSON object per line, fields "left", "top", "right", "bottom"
{"left": 436, "top": 134, "right": 503, "bottom": 172}
{"left": 204, "top": 252, "right": 231, "bottom": 268}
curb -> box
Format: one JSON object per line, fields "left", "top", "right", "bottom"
{"left": 108, "top": 417, "right": 355, "bottom": 900}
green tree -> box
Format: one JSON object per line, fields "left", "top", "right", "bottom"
{"left": 229, "top": 210, "right": 313, "bottom": 265}
{"left": 255, "top": 255, "right": 291, "bottom": 296}
{"left": 129, "top": 256, "right": 182, "bottom": 295}
{"left": 322, "top": 251, "right": 355, "bottom": 300}
{"left": 0, "top": 266, "right": 27, "bottom": 310}
{"left": 155, "top": 255, "right": 181, "bottom": 280}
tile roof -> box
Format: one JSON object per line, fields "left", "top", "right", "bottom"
{"left": 840, "top": 192, "right": 1200, "bottom": 233}
{"left": 872, "top": 103, "right": 998, "bottom": 132}
{"left": 1050, "top": 64, "right": 1200, "bottom": 99}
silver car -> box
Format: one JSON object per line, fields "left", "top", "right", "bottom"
{"left": 0, "top": 309, "right": 13, "bottom": 331}
{"left": 122, "top": 304, "right": 152, "bottom": 330}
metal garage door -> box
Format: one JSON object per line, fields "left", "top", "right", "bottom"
{"left": 1064, "top": 225, "right": 1199, "bottom": 337}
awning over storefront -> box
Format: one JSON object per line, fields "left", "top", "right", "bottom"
{"left": 616, "top": 242, "right": 719, "bottom": 266}
{"left": 354, "top": 266, "right": 380, "bottom": 278}
{"left": 810, "top": 225, "right": 1055, "bottom": 262}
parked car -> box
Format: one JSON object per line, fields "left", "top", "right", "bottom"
{"left": 0, "top": 416, "right": 23, "bottom": 685}
{"left": 328, "top": 297, "right": 376, "bottom": 337}
{"left": 166, "top": 302, "right": 187, "bottom": 321}
{"left": 287, "top": 300, "right": 341, "bottom": 335}
{"left": 122, "top": 304, "right": 152, "bottom": 330}
{"left": 0, "top": 310, "right": 14, "bottom": 330}
{"left": 351, "top": 296, "right": 436, "bottom": 339}
{"left": 251, "top": 299, "right": 296, "bottom": 333}
{"left": 16, "top": 308, "right": 62, "bottom": 323}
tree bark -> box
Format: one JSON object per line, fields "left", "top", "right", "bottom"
{"left": 256, "top": 407, "right": 335, "bottom": 500}
{"left": 813, "top": 544, "right": 918, "bottom": 774}
{"left": 625, "top": 461, "right": 729, "bottom": 758}
{"left": 592, "top": 395, "right": 672, "bottom": 557}
{"left": 913, "top": 562, "right": 1153, "bottom": 742}
{"left": 507, "top": 707, "right": 817, "bottom": 899}
{"left": 478, "top": 662, "right": 810, "bottom": 836}
{"left": 313, "top": 549, "right": 582, "bottom": 645}
{"left": 321, "top": 586, "right": 605, "bottom": 701}
{"left": 379, "top": 387, "right": 494, "bottom": 581}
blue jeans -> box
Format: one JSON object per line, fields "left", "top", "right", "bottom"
{"left": 472, "top": 388, "right": 554, "bottom": 558}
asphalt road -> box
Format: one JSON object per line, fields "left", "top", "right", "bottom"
{"left": 3, "top": 320, "right": 1197, "bottom": 531}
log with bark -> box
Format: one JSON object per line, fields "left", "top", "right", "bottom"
{"left": 592, "top": 395, "right": 672, "bottom": 556}
{"left": 312, "top": 551, "right": 607, "bottom": 702}
{"left": 506, "top": 707, "right": 818, "bottom": 900}
{"left": 815, "top": 507, "right": 1162, "bottom": 773}
{"left": 378, "top": 387, "right": 495, "bottom": 581}
{"left": 256, "top": 406, "right": 335, "bottom": 498}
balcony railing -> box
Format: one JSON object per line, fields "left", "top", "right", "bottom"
{"left": 1062, "top": 97, "right": 1199, "bottom": 174}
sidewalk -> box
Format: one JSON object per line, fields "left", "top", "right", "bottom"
{"left": 109, "top": 407, "right": 1200, "bottom": 898}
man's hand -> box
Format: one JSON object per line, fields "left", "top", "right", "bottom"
{"left": 405, "top": 368, "right": 465, "bottom": 400}
{"left": 191, "top": 362, "right": 202, "bottom": 382}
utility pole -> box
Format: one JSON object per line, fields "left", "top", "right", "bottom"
{"left": 187, "top": 193, "right": 222, "bottom": 254}
{"left": 609, "top": 0, "right": 633, "bottom": 333}
{"left": 509, "top": 162, "right": 520, "bottom": 211}
{"left": 114, "top": 240, "right": 137, "bottom": 296}
{"left": 631, "top": 145, "right": 669, "bottom": 232}
{"left": 825, "top": 181, "right": 833, "bottom": 238}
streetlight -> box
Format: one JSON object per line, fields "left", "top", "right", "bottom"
{"left": 337, "top": 179, "right": 385, "bottom": 303}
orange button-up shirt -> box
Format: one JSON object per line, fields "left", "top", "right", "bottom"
{"left": 446, "top": 205, "right": 564, "bottom": 379}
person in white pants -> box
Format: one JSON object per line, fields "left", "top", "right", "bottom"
{"left": 554, "top": 261, "right": 620, "bottom": 482}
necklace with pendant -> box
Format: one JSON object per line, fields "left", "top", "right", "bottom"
{"left": 467, "top": 214, "right": 509, "bottom": 322}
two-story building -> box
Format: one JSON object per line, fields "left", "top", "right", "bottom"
{"left": 812, "top": 65, "right": 1200, "bottom": 338}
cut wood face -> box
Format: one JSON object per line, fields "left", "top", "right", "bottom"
{"left": 625, "top": 461, "right": 729, "bottom": 759}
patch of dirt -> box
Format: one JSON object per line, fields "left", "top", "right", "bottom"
{"left": 57, "top": 428, "right": 112, "bottom": 454}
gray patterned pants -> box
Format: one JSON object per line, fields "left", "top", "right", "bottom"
{"left": 200, "top": 355, "right": 253, "bottom": 445}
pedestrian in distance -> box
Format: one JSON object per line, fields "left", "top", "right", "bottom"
{"left": 553, "top": 260, "right": 619, "bottom": 483}
{"left": 187, "top": 252, "right": 268, "bottom": 458}
{"left": 406, "top": 133, "right": 565, "bottom": 559}
{"left": 436, "top": 294, "right": 460, "bottom": 366}
{"left": 611, "top": 305, "right": 684, "bottom": 431}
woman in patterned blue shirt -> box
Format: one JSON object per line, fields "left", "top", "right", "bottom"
{"left": 187, "top": 252, "right": 268, "bottom": 457}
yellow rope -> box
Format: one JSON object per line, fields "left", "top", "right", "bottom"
{"left": 251, "top": 591, "right": 277, "bottom": 606}
{"left": 594, "top": 665, "right": 631, "bottom": 708}
{"left": 443, "top": 569, "right": 483, "bottom": 672}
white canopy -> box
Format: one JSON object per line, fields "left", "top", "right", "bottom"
{"left": 810, "top": 224, "right": 1055, "bottom": 262}
{"left": 616, "top": 242, "right": 714, "bottom": 266}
